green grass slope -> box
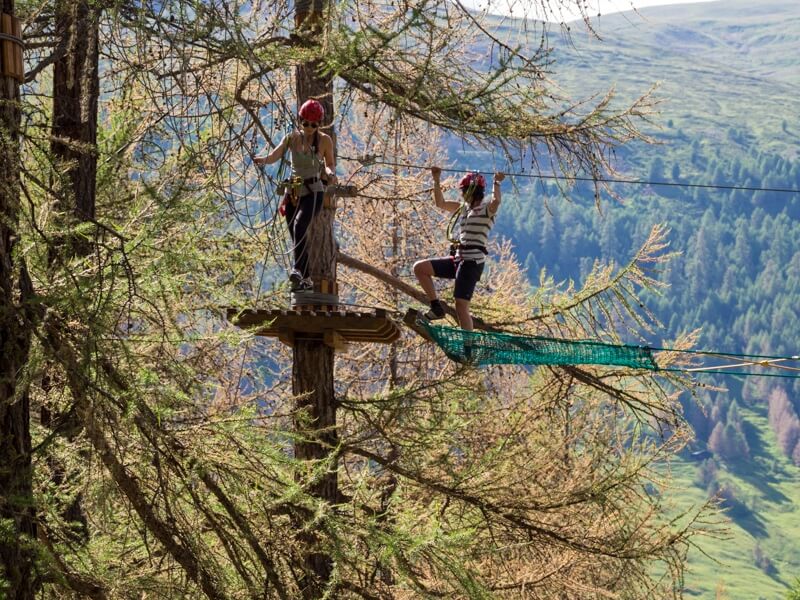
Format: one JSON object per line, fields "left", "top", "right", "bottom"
{"left": 551, "top": 0, "right": 800, "bottom": 159}
{"left": 561, "top": 4, "right": 800, "bottom": 597}
{"left": 672, "top": 404, "right": 800, "bottom": 598}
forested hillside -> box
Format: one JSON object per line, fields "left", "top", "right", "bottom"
{"left": 482, "top": 1, "right": 800, "bottom": 596}
{"left": 490, "top": 0, "right": 800, "bottom": 450}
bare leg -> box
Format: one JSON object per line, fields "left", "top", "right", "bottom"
{"left": 413, "top": 260, "right": 438, "bottom": 301}
{"left": 455, "top": 298, "right": 473, "bottom": 331}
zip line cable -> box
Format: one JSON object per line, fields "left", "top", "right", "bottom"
{"left": 243, "top": 150, "right": 799, "bottom": 377}
{"left": 339, "top": 155, "right": 800, "bottom": 196}
{"left": 663, "top": 368, "right": 800, "bottom": 379}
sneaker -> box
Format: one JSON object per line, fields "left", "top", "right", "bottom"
{"left": 289, "top": 271, "right": 303, "bottom": 290}
{"left": 290, "top": 273, "right": 314, "bottom": 292}
{"left": 462, "top": 343, "right": 475, "bottom": 364}
{"left": 424, "top": 300, "right": 446, "bottom": 320}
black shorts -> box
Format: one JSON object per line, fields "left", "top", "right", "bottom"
{"left": 429, "top": 257, "right": 485, "bottom": 301}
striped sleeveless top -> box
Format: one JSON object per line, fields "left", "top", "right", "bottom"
{"left": 455, "top": 197, "right": 495, "bottom": 263}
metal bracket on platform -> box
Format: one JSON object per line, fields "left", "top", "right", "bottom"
{"left": 290, "top": 290, "right": 339, "bottom": 308}
{"left": 227, "top": 307, "right": 401, "bottom": 347}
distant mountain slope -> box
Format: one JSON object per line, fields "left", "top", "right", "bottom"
{"left": 547, "top": 0, "right": 799, "bottom": 158}
{"left": 604, "top": 0, "right": 798, "bottom": 80}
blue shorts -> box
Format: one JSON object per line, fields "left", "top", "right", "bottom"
{"left": 428, "top": 257, "right": 485, "bottom": 301}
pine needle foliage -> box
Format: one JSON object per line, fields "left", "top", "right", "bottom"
{"left": 0, "top": 1, "right": 722, "bottom": 598}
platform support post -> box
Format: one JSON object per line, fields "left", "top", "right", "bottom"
{"left": 292, "top": 1, "right": 338, "bottom": 595}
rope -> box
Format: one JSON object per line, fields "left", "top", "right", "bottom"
{"left": 0, "top": 32, "right": 23, "bottom": 47}
{"left": 661, "top": 368, "right": 800, "bottom": 380}
{"left": 649, "top": 346, "right": 800, "bottom": 362}
{"left": 339, "top": 155, "right": 800, "bottom": 196}
{"left": 445, "top": 204, "right": 463, "bottom": 243}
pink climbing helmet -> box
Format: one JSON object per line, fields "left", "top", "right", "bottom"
{"left": 298, "top": 99, "right": 324, "bottom": 123}
{"left": 459, "top": 172, "right": 486, "bottom": 191}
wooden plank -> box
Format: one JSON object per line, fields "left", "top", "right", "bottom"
{"left": 0, "top": 14, "right": 23, "bottom": 81}
{"left": 339, "top": 320, "right": 396, "bottom": 337}
{"left": 323, "top": 330, "right": 348, "bottom": 352}
{"left": 342, "top": 328, "right": 401, "bottom": 344}
{"left": 228, "top": 308, "right": 400, "bottom": 339}
{"left": 403, "top": 309, "right": 434, "bottom": 342}
{"left": 236, "top": 321, "right": 401, "bottom": 346}
{"left": 318, "top": 279, "right": 338, "bottom": 295}
{"left": 1, "top": 14, "right": 13, "bottom": 78}
{"left": 12, "top": 14, "right": 22, "bottom": 81}
{"left": 277, "top": 329, "right": 295, "bottom": 348}
{"left": 227, "top": 309, "right": 278, "bottom": 329}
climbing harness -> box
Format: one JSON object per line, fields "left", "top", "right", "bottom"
{"left": 277, "top": 176, "right": 301, "bottom": 214}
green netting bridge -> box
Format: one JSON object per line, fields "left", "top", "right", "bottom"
{"left": 420, "top": 321, "right": 659, "bottom": 369}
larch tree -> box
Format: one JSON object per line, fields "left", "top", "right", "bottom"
{"left": 39, "top": 0, "right": 101, "bottom": 546}
{"left": 0, "top": 0, "right": 36, "bottom": 597}
{"left": 1, "top": 0, "right": 720, "bottom": 598}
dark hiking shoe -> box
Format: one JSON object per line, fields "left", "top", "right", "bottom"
{"left": 289, "top": 271, "right": 308, "bottom": 291}
{"left": 462, "top": 342, "right": 475, "bottom": 364}
{"left": 424, "top": 300, "right": 446, "bottom": 320}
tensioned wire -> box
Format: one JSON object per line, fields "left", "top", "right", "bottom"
{"left": 660, "top": 368, "right": 800, "bottom": 379}
{"left": 175, "top": 76, "right": 798, "bottom": 373}
{"left": 233, "top": 149, "right": 800, "bottom": 376}
{"left": 338, "top": 156, "right": 800, "bottom": 196}
{"left": 250, "top": 147, "right": 800, "bottom": 375}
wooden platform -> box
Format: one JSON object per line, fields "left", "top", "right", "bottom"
{"left": 227, "top": 307, "right": 401, "bottom": 349}
{"left": 403, "top": 309, "right": 434, "bottom": 342}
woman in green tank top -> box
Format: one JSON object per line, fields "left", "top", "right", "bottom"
{"left": 255, "top": 100, "right": 337, "bottom": 290}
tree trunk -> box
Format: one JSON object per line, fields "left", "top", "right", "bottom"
{"left": 293, "top": 1, "right": 338, "bottom": 595}
{"left": 0, "top": 1, "right": 36, "bottom": 597}
{"left": 42, "top": 0, "right": 100, "bottom": 540}
{"left": 50, "top": 0, "right": 98, "bottom": 227}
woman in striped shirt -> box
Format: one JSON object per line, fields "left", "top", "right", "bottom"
{"left": 413, "top": 168, "right": 505, "bottom": 331}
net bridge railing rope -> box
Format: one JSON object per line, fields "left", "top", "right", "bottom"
{"left": 420, "top": 321, "right": 658, "bottom": 369}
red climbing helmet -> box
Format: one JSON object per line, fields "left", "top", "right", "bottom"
{"left": 459, "top": 172, "right": 486, "bottom": 191}
{"left": 298, "top": 99, "right": 324, "bottom": 123}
